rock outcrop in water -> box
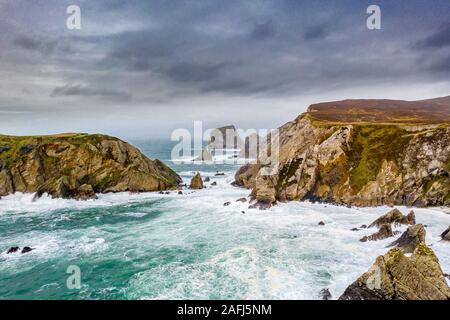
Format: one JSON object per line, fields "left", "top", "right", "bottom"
{"left": 339, "top": 244, "right": 450, "bottom": 300}
{"left": 0, "top": 133, "right": 182, "bottom": 200}
{"left": 234, "top": 97, "right": 450, "bottom": 207}
{"left": 368, "top": 209, "right": 415, "bottom": 228}
{"left": 190, "top": 172, "right": 204, "bottom": 189}
{"left": 441, "top": 226, "right": 450, "bottom": 241}
{"left": 360, "top": 223, "right": 397, "bottom": 242}
{"left": 388, "top": 224, "right": 426, "bottom": 253}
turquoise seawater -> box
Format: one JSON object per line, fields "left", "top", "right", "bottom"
{"left": 0, "top": 140, "right": 449, "bottom": 300}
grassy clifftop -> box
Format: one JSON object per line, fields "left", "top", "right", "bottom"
{"left": 0, "top": 133, "right": 181, "bottom": 199}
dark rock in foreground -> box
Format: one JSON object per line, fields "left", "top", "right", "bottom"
{"left": 441, "top": 226, "right": 450, "bottom": 241}
{"left": 339, "top": 244, "right": 450, "bottom": 300}
{"left": 388, "top": 224, "right": 426, "bottom": 253}
{"left": 368, "top": 209, "right": 415, "bottom": 228}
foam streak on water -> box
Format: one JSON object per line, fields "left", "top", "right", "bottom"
{"left": 0, "top": 142, "right": 449, "bottom": 300}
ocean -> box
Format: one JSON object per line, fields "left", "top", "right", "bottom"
{"left": 0, "top": 140, "right": 449, "bottom": 299}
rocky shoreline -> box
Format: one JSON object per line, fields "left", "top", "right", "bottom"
{"left": 234, "top": 97, "right": 450, "bottom": 209}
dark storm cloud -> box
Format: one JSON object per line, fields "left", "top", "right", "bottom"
{"left": 417, "top": 23, "right": 450, "bottom": 49}
{"left": 251, "top": 21, "right": 276, "bottom": 41}
{"left": 52, "top": 84, "right": 132, "bottom": 101}
{"left": 1, "top": 0, "right": 450, "bottom": 137}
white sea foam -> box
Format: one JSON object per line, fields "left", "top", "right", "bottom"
{"left": 0, "top": 169, "right": 449, "bottom": 299}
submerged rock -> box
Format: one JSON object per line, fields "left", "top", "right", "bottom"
{"left": 248, "top": 201, "right": 273, "bottom": 210}
{"left": 339, "top": 244, "right": 450, "bottom": 300}
{"left": 368, "top": 209, "right": 415, "bottom": 228}
{"left": 21, "top": 247, "right": 33, "bottom": 254}
{"left": 6, "top": 247, "right": 19, "bottom": 254}
{"left": 223, "top": 202, "right": 231, "bottom": 206}
{"left": 189, "top": 172, "right": 204, "bottom": 190}
{"left": 441, "top": 226, "right": 450, "bottom": 241}
{"left": 211, "top": 181, "right": 217, "bottom": 186}
{"left": 318, "top": 221, "right": 325, "bottom": 226}
{"left": 0, "top": 133, "right": 182, "bottom": 200}
{"left": 319, "top": 288, "right": 332, "bottom": 300}
{"left": 388, "top": 224, "right": 426, "bottom": 253}
{"left": 360, "top": 223, "right": 397, "bottom": 242}
{"left": 236, "top": 198, "right": 247, "bottom": 203}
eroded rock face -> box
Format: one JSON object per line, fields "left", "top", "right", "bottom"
{"left": 388, "top": 224, "right": 426, "bottom": 253}
{"left": 339, "top": 244, "right": 450, "bottom": 300}
{"left": 368, "top": 209, "right": 415, "bottom": 228}
{"left": 360, "top": 223, "right": 396, "bottom": 242}
{"left": 189, "top": 172, "right": 204, "bottom": 189}
{"left": 235, "top": 98, "right": 450, "bottom": 207}
{"left": 0, "top": 133, "right": 182, "bottom": 200}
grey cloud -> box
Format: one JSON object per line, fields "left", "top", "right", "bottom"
{"left": 303, "top": 24, "right": 330, "bottom": 41}
{"left": 51, "top": 84, "right": 132, "bottom": 101}
{"left": 417, "top": 23, "right": 450, "bottom": 49}
{"left": 251, "top": 21, "right": 276, "bottom": 41}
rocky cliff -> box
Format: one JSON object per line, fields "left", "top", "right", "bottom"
{"left": 235, "top": 97, "right": 450, "bottom": 207}
{"left": 0, "top": 133, "right": 182, "bottom": 200}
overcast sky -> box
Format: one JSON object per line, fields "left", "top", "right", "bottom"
{"left": 0, "top": 0, "right": 449, "bottom": 139}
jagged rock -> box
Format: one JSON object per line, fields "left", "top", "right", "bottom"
{"left": 211, "top": 181, "right": 217, "bottom": 186}
{"left": 406, "top": 211, "right": 416, "bottom": 225}
{"left": 368, "top": 209, "right": 415, "bottom": 228}
{"left": 441, "top": 226, "right": 450, "bottom": 241}
{"left": 204, "top": 177, "right": 211, "bottom": 182}
{"left": 232, "top": 163, "right": 261, "bottom": 189}
{"left": 319, "top": 288, "right": 332, "bottom": 300}
{"left": 0, "top": 133, "right": 181, "bottom": 199}
{"left": 388, "top": 224, "right": 426, "bottom": 253}
{"left": 74, "top": 184, "right": 97, "bottom": 200}
{"left": 7, "top": 247, "right": 19, "bottom": 254}
{"left": 248, "top": 201, "right": 273, "bottom": 210}
{"left": 236, "top": 198, "right": 247, "bottom": 203}
{"left": 194, "top": 148, "right": 212, "bottom": 161}
{"left": 318, "top": 221, "right": 325, "bottom": 226}
{"left": 189, "top": 173, "right": 204, "bottom": 190}
{"left": 339, "top": 244, "right": 450, "bottom": 300}
{"left": 223, "top": 202, "right": 231, "bottom": 206}
{"left": 234, "top": 97, "right": 450, "bottom": 207}
{"left": 360, "top": 223, "right": 397, "bottom": 242}
{"left": 21, "top": 247, "right": 33, "bottom": 254}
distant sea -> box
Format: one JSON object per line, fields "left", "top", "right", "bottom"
{"left": 0, "top": 140, "right": 449, "bottom": 299}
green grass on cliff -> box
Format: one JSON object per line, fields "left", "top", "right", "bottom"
{"left": 346, "top": 125, "right": 413, "bottom": 192}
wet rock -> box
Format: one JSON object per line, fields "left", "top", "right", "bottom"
{"left": 7, "top": 247, "right": 19, "bottom": 254}
{"left": 319, "top": 288, "right": 332, "bottom": 300}
{"left": 223, "top": 202, "right": 231, "bottom": 206}
{"left": 75, "top": 184, "right": 97, "bottom": 200}
{"left": 159, "top": 191, "right": 165, "bottom": 194}
{"left": 236, "top": 198, "right": 247, "bottom": 203}
{"left": 189, "top": 172, "right": 204, "bottom": 190}
{"left": 388, "top": 224, "right": 426, "bottom": 253}
{"left": 441, "top": 226, "right": 450, "bottom": 241}
{"left": 204, "top": 177, "right": 211, "bottom": 182}
{"left": 241, "top": 211, "right": 245, "bottom": 214}
{"left": 248, "top": 201, "right": 273, "bottom": 210}
{"left": 215, "top": 172, "right": 225, "bottom": 176}
{"left": 318, "top": 221, "right": 325, "bottom": 226}
{"left": 193, "top": 148, "right": 213, "bottom": 161}
{"left": 178, "top": 191, "right": 183, "bottom": 195}
{"left": 21, "top": 247, "right": 33, "bottom": 254}
{"left": 211, "top": 181, "right": 217, "bottom": 186}
{"left": 368, "top": 209, "right": 415, "bottom": 228}
{"left": 360, "top": 225, "right": 367, "bottom": 229}
{"left": 351, "top": 228, "right": 359, "bottom": 231}
{"left": 360, "top": 223, "right": 397, "bottom": 242}
{"left": 19, "top": 144, "right": 35, "bottom": 154}
{"left": 339, "top": 244, "right": 450, "bottom": 300}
